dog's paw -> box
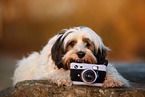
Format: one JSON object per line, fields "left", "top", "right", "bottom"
{"left": 102, "top": 75, "right": 125, "bottom": 88}
{"left": 56, "top": 78, "right": 72, "bottom": 87}
{"left": 48, "top": 69, "right": 72, "bottom": 87}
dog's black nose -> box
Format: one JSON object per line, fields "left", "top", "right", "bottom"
{"left": 77, "top": 51, "right": 85, "bottom": 58}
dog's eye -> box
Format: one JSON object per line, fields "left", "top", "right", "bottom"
{"left": 86, "top": 42, "right": 90, "bottom": 47}
{"left": 68, "top": 41, "right": 76, "bottom": 47}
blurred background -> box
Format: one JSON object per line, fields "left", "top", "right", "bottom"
{"left": 0, "top": 0, "right": 145, "bottom": 90}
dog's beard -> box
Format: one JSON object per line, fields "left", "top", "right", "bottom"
{"left": 62, "top": 49, "right": 97, "bottom": 69}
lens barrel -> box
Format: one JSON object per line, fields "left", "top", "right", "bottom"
{"left": 81, "top": 69, "right": 98, "bottom": 83}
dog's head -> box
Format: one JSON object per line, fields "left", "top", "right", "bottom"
{"left": 51, "top": 26, "right": 109, "bottom": 70}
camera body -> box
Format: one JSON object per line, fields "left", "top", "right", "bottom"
{"left": 70, "top": 63, "right": 107, "bottom": 86}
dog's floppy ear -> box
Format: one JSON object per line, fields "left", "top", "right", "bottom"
{"left": 95, "top": 48, "right": 108, "bottom": 66}
{"left": 40, "top": 35, "right": 59, "bottom": 65}
{"left": 51, "top": 34, "right": 65, "bottom": 69}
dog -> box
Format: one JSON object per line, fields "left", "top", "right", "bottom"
{"left": 13, "top": 26, "right": 130, "bottom": 88}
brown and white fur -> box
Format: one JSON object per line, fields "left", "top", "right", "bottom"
{"left": 13, "top": 26, "right": 130, "bottom": 88}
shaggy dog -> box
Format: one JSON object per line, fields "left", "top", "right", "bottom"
{"left": 13, "top": 26, "right": 130, "bottom": 88}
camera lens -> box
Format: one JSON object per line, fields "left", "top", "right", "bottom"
{"left": 81, "top": 69, "right": 97, "bottom": 83}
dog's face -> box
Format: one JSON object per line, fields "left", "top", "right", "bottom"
{"left": 51, "top": 27, "right": 109, "bottom": 70}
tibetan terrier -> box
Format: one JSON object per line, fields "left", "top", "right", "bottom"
{"left": 13, "top": 26, "right": 130, "bottom": 88}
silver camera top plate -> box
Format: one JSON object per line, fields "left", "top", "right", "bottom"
{"left": 70, "top": 63, "right": 107, "bottom": 71}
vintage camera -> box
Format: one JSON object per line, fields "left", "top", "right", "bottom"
{"left": 70, "top": 63, "right": 107, "bottom": 86}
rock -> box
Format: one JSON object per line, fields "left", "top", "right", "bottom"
{"left": 0, "top": 80, "right": 145, "bottom": 97}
